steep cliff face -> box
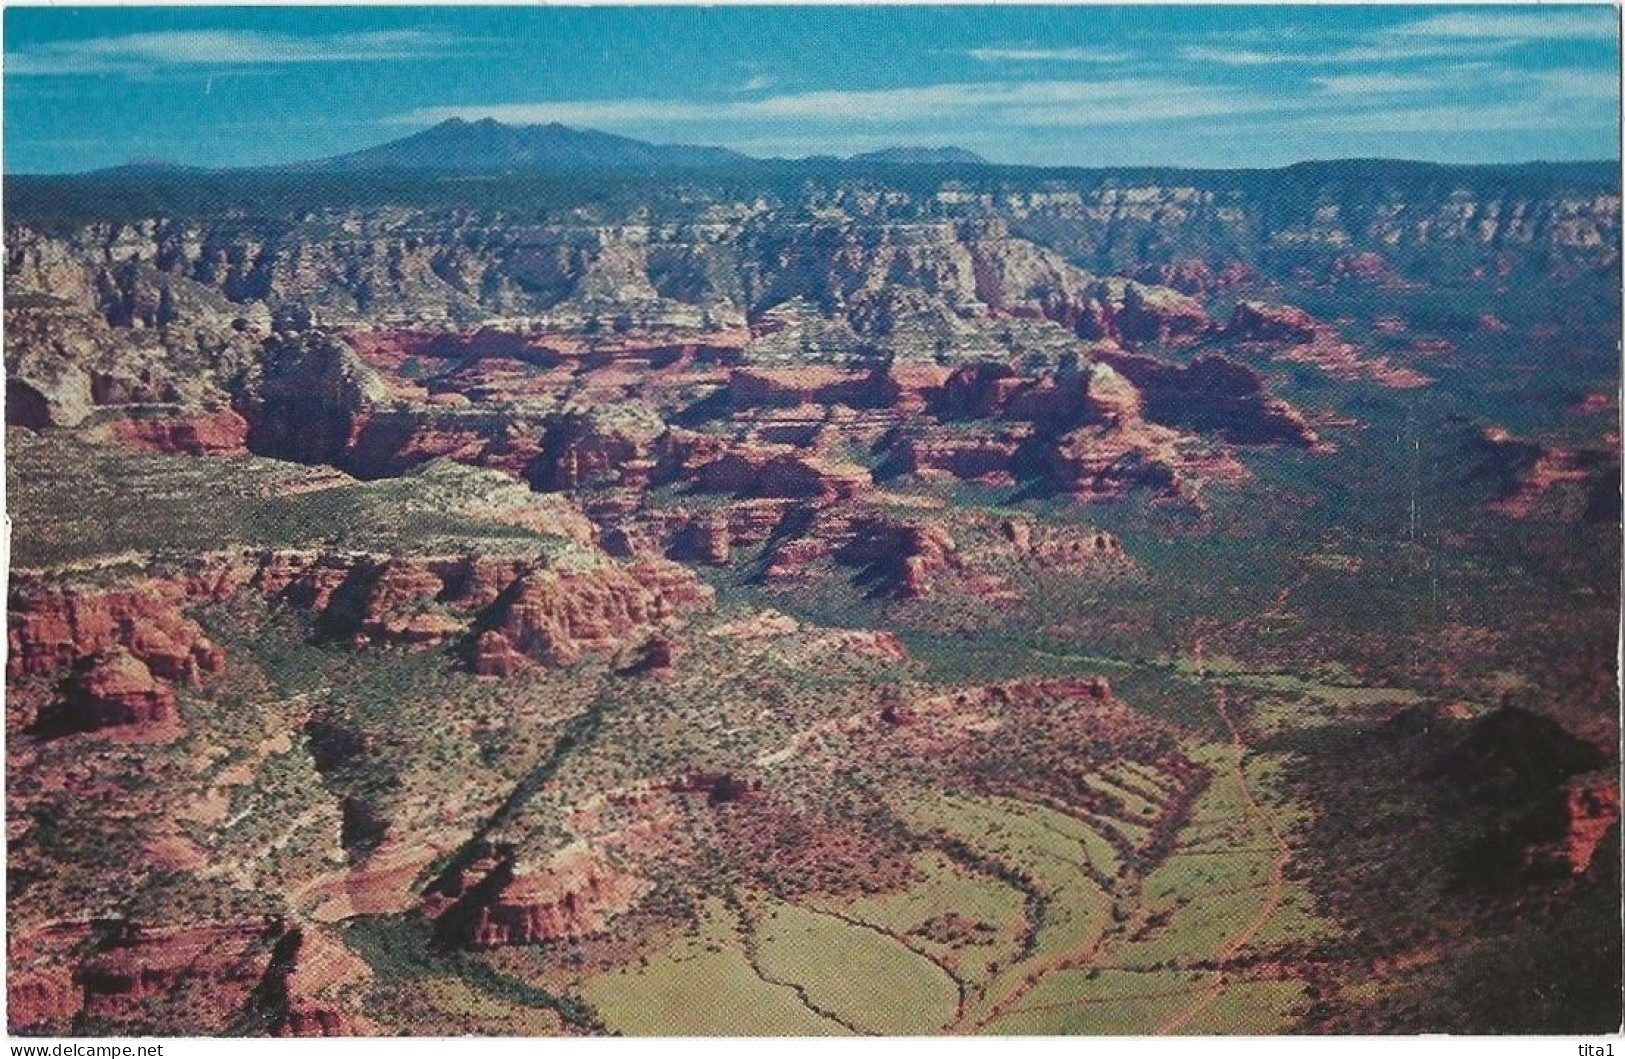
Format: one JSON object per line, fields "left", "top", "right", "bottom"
{"left": 236, "top": 332, "right": 396, "bottom": 465}
{"left": 8, "top": 545, "right": 716, "bottom": 736}
{"left": 7, "top": 580, "right": 226, "bottom": 733}
{"left": 10, "top": 165, "right": 1614, "bottom": 329}
{"left": 970, "top": 172, "right": 1621, "bottom": 276}
{"left": 4, "top": 297, "right": 257, "bottom": 429}
{"left": 472, "top": 559, "right": 715, "bottom": 671}
{"left": 1094, "top": 350, "right": 1318, "bottom": 446}
{"left": 6, "top": 216, "right": 1208, "bottom": 356}
{"left": 8, "top": 917, "right": 291, "bottom": 1035}
{"left": 426, "top": 843, "right": 650, "bottom": 947}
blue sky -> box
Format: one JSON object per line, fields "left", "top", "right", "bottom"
{"left": 4, "top": 5, "right": 1619, "bottom": 173}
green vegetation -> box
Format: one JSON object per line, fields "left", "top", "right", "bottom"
{"left": 575, "top": 898, "right": 846, "bottom": 1036}
{"left": 7, "top": 437, "right": 582, "bottom": 569}
{"left": 751, "top": 898, "right": 959, "bottom": 1034}
{"left": 344, "top": 916, "right": 604, "bottom": 1033}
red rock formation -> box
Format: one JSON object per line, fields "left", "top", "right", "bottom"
{"left": 432, "top": 845, "right": 649, "bottom": 948}
{"left": 8, "top": 580, "right": 226, "bottom": 732}
{"left": 1048, "top": 423, "right": 1179, "bottom": 499}
{"left": 7, "top": 964, "right": 81, "bottom": 1030}
{"left": 251, "top": 548, "right": 711, "bottom": 671}
{"left": 1227, "top": 301, "right": 1320, "bottom": 344}
{"left": 1000, "top": 518, "right": 1126, "bottom": 564}
{"left": 470, "top": 630, "right": 527, "bottom": 678}
{"left": 268, "top": 928, "right": 377, "bottom": 1037}
{"left": 344, "top": 411, "right": 546, "bottom": 480}
{"left": 901, "top": 431, "right": 1026, "bottom": 485}
{"left": 671, "top": 771, "right": 762, "bottom": 803}
{"left": 1528, "top": 779, "right": 1622, "bottom": 876}
{"left": 478, "top": 559, "right": 714, "bottom": 669}
{"left": 1226, "top": 301, "right": 1431, "bottom": 389}
{"left": 635, "top": 635, "right": 677, "bottom": 676}
{"left": 1330, "top": 251, "right": 1398, "bottom": 284}
{"left": 63, "top": 650, "right": 174, "bottom": 730}
{"left": 7, "top": 923, "right": 91, "bottom": 1031}
{"left": 729, "top": 365, "right": 881, "bottom": 409}
{"left": 694, "top": 444, "right": 870, "bottom": 501}
{"left": 667, "top": 516, "right": 732, "bottom": 565}
{"left": 1491, "top": 446, "right": 1596, "bottom": 518}
{"left": 1113, "top": 284, "right": 1211, "bottom": 345}
{"left": 1097, "top": 349, "right": 1318, "bottom": 447}
{"left": 838, "top": 515, "right": 963, "bottom": 600}
{"left": 46, "top": 918, "right": 288, "bottom": 1030}
{"left": 110, "top": 406, "right": 250, "bottom": 456}
{"left": 1132, "top": 259, "right": 1260, "bottom": 295}
{"left": 534, "top": 405, "right": 667, "bottom": 491}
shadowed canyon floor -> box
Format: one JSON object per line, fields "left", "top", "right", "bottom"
{"left": 4, "top": 155, "right": 1621, "bottom": 1035}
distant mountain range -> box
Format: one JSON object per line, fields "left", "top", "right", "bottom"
{"left": 299, "top": 118, "right": 753, "bottom": 172}
{"left": 845, "top": 146, "right": 990, "bottom": 166}
{"left": 93, "top": 119, "right": 993, "bottom": 175}
{"left": 51, "top": 120, "right": 1612, "bottom": 190}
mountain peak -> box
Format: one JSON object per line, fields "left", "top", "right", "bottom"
{"left": 848, "top": 145, "right": 990, "bottom": 165}
{"left": 305, "top": 119, "right": 752, "bottom": 172}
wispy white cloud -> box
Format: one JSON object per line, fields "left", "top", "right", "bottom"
{"left": 1390, "top": 9, "right": 1617, "bottom": 41}
{"left": 1176, "top": 46, "right": 1282, "bottom": 68}
{"left": 736, "top": 74, "right": 774, "bottom": 93}
{"left": 1310, "top": 64, "right": 1530, "bottom": 98}
{"left": 1181, "top": 8, "right": 1613, "bottom": 70}
{"left": 1253, "top": 61, "right": 1618, "bottom": 139}
{"left": 1529, "top": 65, "right": 1621, "bottom": 102}
{"left": 1181, "top": 36, "right": 1517, "bottom": 67}
{"left": 6, "top": 28, "right": 451, "bottom": 76}
{"left": 1295, "top": 97, "right": 1615, "bottom": 136}
{"left": 968, "top": 46, "right": 1132, "bottom": 63}
{"left": 1312, "top": 72, "right": 1445, "bottom": 96}
{"left": 397, "top": 77, "right": 1279, "bottom": 131}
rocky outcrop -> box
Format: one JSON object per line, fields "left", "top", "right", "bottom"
{"left": 838, "top": 515, "right": 964, "bottom": 600}
{"left": 1132, "top": 259, "right": 1259, "bottom": 295}
{"left": 1531, "top": 779, "right": 1622, "bottom": 876}
{"left": 248, "top": 927, "right": 377, "bottom": 1037}
{"left": 236, "top": 331, "right": 394, "bottom": 465}
{"left": 532, "top": 403, "right": 669, "bottom": 491}
{"left": 310, "top": 557, "right": 504, "bottom": 648}
{"left": 1329, "top": 251, "right": 1398, "bottom": 284}
{"left": 998, "top": 518, "right": 1125, "bottom": 564}
{"left": 1112, "top": 282, "right": 1211, "bottom": 345}
{"left": 692, "top": 443, "right": 870, "bottom": 502}
{"left": 9, "top": 546, "right": 713, "bottom": 732}
{"left": 61, "top": 650, "right": 175, "bottom": 731}
{"left": 1095, "top": 349, "right": 1318, "bottom": 447}
{"left": 1227, "top": 301, "right": 1320, "bottom": 345}
{"left": 899, "top": 429, "right": 1027, "bottom": 485}
{"left": 8, "top": 580, "right": 226, "bottom": 733}
{"left": 1224, "top": 301, "right": 1432, "bottom": 389}
{"left": 107, "top": 406, "right": 251, "bottom": 456}
{"left": 474, "top": 559, "right": 714, "bottom": 670}
{"left": 428, "top": 844, "right": 648, "bottom": 947}
{"left": 670, "top": 771, "right": 762, "bottom": 803}
{"left": 666, "top": 516, "right": 733, "bottom": 565}
{"left": 469, "top": 630, "right": 529, "bottom": 678}
{"left": 729, "top": 365, "right": 893, "bottom": 409}
{"left": 7, "top": 580, "right": 225, "bottom": 685}
{"left": 250, "top": 547, "right": 713, "bottom": 668}
{"left": 7, "top": 918, "right": 289, "bottom": 1034}
{"left": 1431, "top": 706, "right": 1608, "bottom": 793}
{"left": 1433, "top": 708, "right": 1620, "bottom": 886}
{"left": 4, "top": 298, "right": 253, "bottom": 430}
{"left": 1472, "top": 428, "right": 1623, "bottom": 522}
